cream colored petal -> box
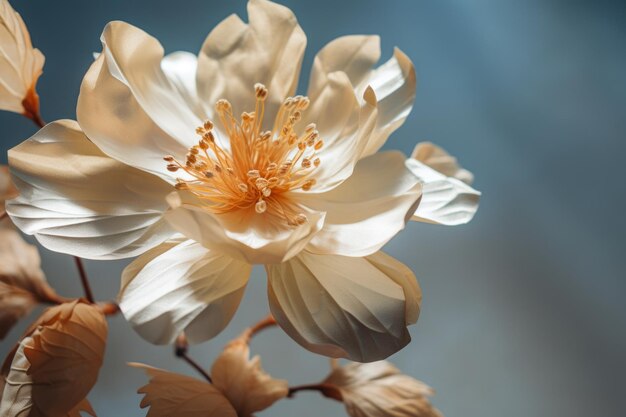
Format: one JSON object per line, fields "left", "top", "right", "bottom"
{"left": 0, "top": 0, "right": 44, "bottom": 115}
{"left": 307, "top": 35, "right": 381, "bottom": 103}
{"left": 267, "top": 251, "right": 419, "bottom": 362}
{"left": 360, "top": 48, "right": 417, "bottom": 157}
{"left": 130, "top": 363, "right": 237, "bottom": 417}
{"left": 298, "top": 151, "right": 421, "bottom": 257}
{"left": 298, "top": 71, "right": 367, "bottom": 193}
{"left": 0, "top": 226, "right": 57, "bottom": 339}
{"left": 323, "top": 361, "right": 443, "bottom": 417}
{"left": 161, "top": 51, "right": 204, "bottom": 121}
{"left": 0, "top": 165, "right": 18, "bottom": 212}
{"left": 407, "top": 143, "right": 480, "bottom": 226}
{"left": 165, "top": 191, "right": 325, "bottom": 264}
{"left": 77, "top": 21, "right": 204, "bottom": 181}
{"left": 197, "top": 0, "right": 306, "bottom": 124}
{"left": 412, "top": 142, "right": 474, "bottom": 185}
{"left": 211, "top": 339, "right": 288, "bottom": 417}
{"left": 6, "top": 120, "right": 174, "bottom": 260}
{"left": 119, "top": 239, "right": 251, "bottom": 345}
{"left": 0, "top": 301, "right": 107, "bottom": 417}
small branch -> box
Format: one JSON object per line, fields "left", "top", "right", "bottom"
{"left": 288, "top": 383, "right": 341, "bottom": 401}
{"left": 239, "top": 314, "right": 277, "bottom": 344}
{"left": 175, "top": 334, "right": 212, "bottom": 383}
{"left": 74, "top": 257, "right": 95, "bottom": 304}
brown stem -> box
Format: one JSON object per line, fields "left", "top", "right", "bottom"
{"left": 0, "top": 212, "right": 8, "bottom": 221}
{"left": 175, "top": 334, "right": 212, "bottom": 383}
{"left": 74, "top": 257, "right": 95, "bottom": 304}
{"left": 239, "top": 314, "right": 277, "bottom": 344}
{"left": 30, "top": 111, "right": 45, "bottom": 129}
{"left": 288, "top": 383, "right": 341, "bottom": 401}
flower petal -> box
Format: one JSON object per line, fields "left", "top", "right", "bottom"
{"left": 360, "top": 48, "right": 417, "bottom": 157}
{"left": 197, "top": 0, "right": 306, "bottom": 121}
{"left": 161, "top": 51, "right": 204, "bottom": 121}
{"left": 6, "top": 120, "right": 173, "bottom": 260}
{"left": 307, "top": 35, "right": 381, "bottom": 102}
{"left": 407, "top": 143, "right": 480, "bottom": 226}
{"left": 77, "top": 22, "right": 203, "bottom": 181}
{"left": 0, "top": 0, "right": 44, "bottom": 115}
{"left": 0, "top": 165, "right": 18, "bottom": 213}
{"left": 119, "top": 239, "right": 251, "bottom": 345}
{"left": 298, "top": 71, "right": 367, "bottom": 193}
{"left": 412, "top": 142, "right": 474, "bottom": 185}
{"left": 267, "top": 251, "right": 420, "bottom": 362}
{"left": 211, "top": 339, "right": 288, "bottom": 417}
{"left": 0, "top": 301, "right": 107, "bottom": 417}
{"left": 165, "top": 191, "right": 325, "bottom": 264}
{"left": 323, "top": 361, "right": 443, "bottom": 417}
{"left": 130, "top": 363, "right": 237, "bottom": 417}
{"left": 298, "top": 151, "right": 421, "bottom": 257}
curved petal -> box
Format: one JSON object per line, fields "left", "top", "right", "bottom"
{"left": 298, "top": 151, "right": 421, "bottom": 257}
{"left": 307, "top": 35, "right": 381, "bottom": 103}
{"left": 164, "top": 191, "right": 325, "bottom": 264}
{"left": 412, "top": 141, "right": 474, "bottom": 185}
{"left": 407, "top": 143, "right": 480, "bottom": 226}
{"left": 119, "top": 239, "right": 251, "bottom": 345}
{"left": 298, "top": 71, "right": 369, "bottom": 193}
{"left": 197, "top": 0, "right": 306, "bottom": 121}
{"left": 77, "top": 22, "right": 203, "bottom": 181}
{"left": 0, "top": 165, "right": 18, "bottom": 212}
{"left": 267, "top": 251, "right": 420, "bottom": 362}
{"left": 6, "top": 120, "right": 173, "bottom": 260}
{"left": 360, "top": 48, "right": 417, "bottom": 157}
{"left": 161, "top": 51, "right": 204, "bottom": 121}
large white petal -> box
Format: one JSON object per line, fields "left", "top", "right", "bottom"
{"left": 197, "top": 0, "right": 306, "bottom": 122}
{"left": 77, "top": 22, "right": 203, "bottom": 181}
{"left": 298, "top": 151, "right": 421, "bottom": 257}
{"left": 267, "top": 251, "right": 420, "bottom": 362}
{"left": 306, "top": 36, "right": 416, "bottom": 159}
{"left": 360, "top": 48, "right": 417, "bottom": 157}
{"left": 119, "top": 239, "right": 251, "bottom": 345}
{"left": 165, "top": 191, "right": 325, "bottom": 264}
{"left": 307, "top": 35, "right": 381, "bottom": 103}
{"left": 6, "top": 120, "right": 173, "bottom": 260}
{"left": 407, "top": 142, "right": 480, "bottom": 226}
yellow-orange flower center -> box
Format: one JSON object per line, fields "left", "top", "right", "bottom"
{"left": 165, "top": 83, "right": 323, "bottom": 226}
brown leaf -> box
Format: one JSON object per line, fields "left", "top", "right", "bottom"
{"left": 130, "top": 363, "right": 237, "bottom": 417}
{"left": 323, "top": 360, "right": 443, "bottom": 417}
{"left": 0, "top": 301, "right": 107, "bottom": 416}
{"left": 0, "top": 226, "right": 58, "bottom": 339}
{"left": 211, "top": 339, "right": 289, "bottom": 417}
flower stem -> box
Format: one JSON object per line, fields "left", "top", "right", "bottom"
{"left": 288, "top": 383, "right": 341, "bottom": 401}
{"left": 175, "top": 334, "right": 212, "bottom": 383}
{"left": 74, "top": 256, "right": 95, "bottom": 304}
{"left": 239, "top": 314, "right": 277, "bottom": 344}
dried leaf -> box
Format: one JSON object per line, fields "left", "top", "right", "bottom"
{"left": 0, "top": 0, "right": 45, "bottom": 117}
{"left": 211, "top": 339, "right": 289, "bottom": 417}
{"left": 323, "top": 361, "right": 443, "bottom": 417}
{"left": 0, "top": 226, "right": 57, "bottom": 339}
{"left": 0, "top": 301, "right": 107, "bottom": 416}
{"left": 130, "top": 363, "right": 237, "bottom": 417}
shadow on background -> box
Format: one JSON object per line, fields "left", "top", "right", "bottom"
{"left": 1, "top": 1, "right": 624, "bottom": 416}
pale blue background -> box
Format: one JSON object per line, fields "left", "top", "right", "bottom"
{"left": 1, "top": 0, "right": 625, "bottom": 416}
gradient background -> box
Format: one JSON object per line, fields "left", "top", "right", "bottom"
{"left": 1, "top": 0, "right": 625, "bottom": 416}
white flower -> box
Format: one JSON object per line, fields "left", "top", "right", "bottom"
{"left": 0, "top": 0, "right": 45, "bottom": 118}
{"left": 5, "top": 0, "right": 467, "bottom": 362}
{"left": 321, "top": 360, "right": 443, "bottom": 417}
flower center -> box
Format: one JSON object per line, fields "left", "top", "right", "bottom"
{"left": 164, "top": 83, "right": 323, "bottom": 226}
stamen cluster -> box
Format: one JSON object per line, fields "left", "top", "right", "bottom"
{"left": 165, "top": 84, "right": 324, "bottom": 226}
